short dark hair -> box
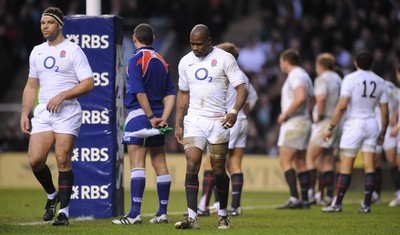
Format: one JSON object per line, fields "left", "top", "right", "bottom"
{"left": 355, "top": 51, "right": 373, "bottom": 70}
{"left": 280, "top": 48, "right": 301, "bottom": 66}
{"left": 42, "top": 7, "right": 64, "bottom": 26}
{"left": 134, "top": 23, "right": 154, "bottom": 45}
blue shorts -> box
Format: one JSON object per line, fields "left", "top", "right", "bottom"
{"left": 122, "top": 108, "right": 164, "bottom": 147}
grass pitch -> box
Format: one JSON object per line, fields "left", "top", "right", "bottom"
{"left": 1, "top": 189, "right": 399, "bottom": 234}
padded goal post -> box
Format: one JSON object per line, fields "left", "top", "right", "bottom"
{"left": 63, "top": 15, "right": 124, "bottom": 218}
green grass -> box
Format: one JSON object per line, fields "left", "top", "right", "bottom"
{"left": 1, "top": 189, "right": 400, "bottom": 234}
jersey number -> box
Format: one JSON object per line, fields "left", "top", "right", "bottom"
{"left": 362, "top": 80, "right": 376, "bottom": 98}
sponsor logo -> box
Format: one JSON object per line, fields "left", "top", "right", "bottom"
{"left": 82, "top": 109, "right": 110, "bottom": 124}
{"left": 66, "top": 34, "right": 109, "bottom": 49}
{"left": 71, "top": 185, "right": 109, "bottom": 199}
{"left": 72, "top": 148, "right": 109, "bottom": 162}
{"left": 132, "top": 197, "right": 142, "bottom": 203}
{"left": 93, "top": 72, "right": 110, "bottom": 86}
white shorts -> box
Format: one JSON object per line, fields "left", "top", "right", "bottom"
{"left": 340, "top": 118, "right": 378, "bottom": 156}
{"left": 183, "top": 114, "right": 230, "bottom": 151}
{"left": 278, "top": 117, "right": 311, "bottom": 150}
{"left": 229, "top": 119, "right": 248, "bottom": 149}
{"left": 378, "top": 125, "right": 397, "bottom": 152}
{"left": 31, "top": 102, "right": 82, "bottom": 136}
{"left": 309, "top": 119, "right": 340, "bottom": 148}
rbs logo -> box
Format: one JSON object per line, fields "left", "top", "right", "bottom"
{"left": 93, "top": 72, "right": 109, "bottom": 86}
{"left": 82, "top": 109, "right": 110, "bottom": 124}
{"left": 66, "top": 34, "right": 109, "bottom": 49}
{"left": 71, "top": 185, "right": 109, "bottom": 199}
{"left": 72, "top": 148, "right": 109, "bottom": 162}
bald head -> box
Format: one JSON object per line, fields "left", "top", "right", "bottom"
{"left": 189, "top": 24, "right": 213, "bottom": 57}
{"left": 190, "top": 24, "right": 210, "bottom": 40}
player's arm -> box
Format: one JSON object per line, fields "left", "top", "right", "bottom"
{"left": 378, "top": 102, "right": 389, "bottom": 145}
{"left": 175, "top": 90, "right": 189, "bottom": 144}
{"left": 161, "top": 94, "right": 176, "bottom": 126}
{"left": 315, "top": 93, "right": 327, "bottom": 122}
{"left": 46, "top": 77, "right": 94, "bottom": 113}
{"left": 21, "top": 77, "right": 39, "bottom": 134}
{"left": 278, "top": 85, "right": 307, "bottom": 123}
{"left": 222, "top": 83, "right": 247, "bottom": 128}
{"left": 137, "top": 92, "right": 161, "bottom": 128}
{"left": 323, "top": 96, "right": 349, "bottom": 141}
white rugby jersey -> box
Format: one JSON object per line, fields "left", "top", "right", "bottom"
{"left": 29, "top": 39, "right": 93, "bottom": 104}
{"left": 226, "top": 70, "right": 258, "bottom": 120}
{"left": 178, "top": 47, "right": 245, "bottom": 118}
{"left": 341, "top": 70, "right": 387, "bottom": 119}
{"left": 375, "top": 80, "right": 398, "bottom": 124}
{"left": 281, "top": 66, "right": 314, "bottom": 118}
{"left": 313, "top": 70, "right": 342, "bottom": 119}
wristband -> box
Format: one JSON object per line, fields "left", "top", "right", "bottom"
{"left": 328, "top": 124, "right": 335, "bottom": 131}
{"left": 379, "top": 131, "right": 386, "bottom": 136}
{"left": 229, "top": 109, "right": 239, "bottom": 115}
{"left": 147, "top": 114, "right": 155, "bottom": 120}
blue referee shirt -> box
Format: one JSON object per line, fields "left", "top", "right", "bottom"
{"left": 124, "top": 47, "right": 176, "bottom": 111}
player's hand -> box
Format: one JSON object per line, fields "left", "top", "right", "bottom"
{"left": 47, "top": 94, "right": 64, "bottom": 113}
{"left": 175, "top": 126, "right": 185, "bottom": 145}
{"left": 278, "top": 113, "right": 288, "bottom": 124}
{"left": 390, "top": 125, "right": 399, "bottom": 137}
{"left": 378, "top": 132, "right": 385, "bottom": 145}
{"left": 149, "top": 117, "right": 163, "bottom": 128}
{"left": 323, "top": 129, "right": 332, "bottom": 142}
{"left": 221, "top": 113, "right": 237, "bottom": 129}
{"left": 20, "top": 116, "right": 30, "bottom": 134}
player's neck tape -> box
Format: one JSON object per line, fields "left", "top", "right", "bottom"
{"left": 42, "top": 13, "right": 64, "bottom": 26}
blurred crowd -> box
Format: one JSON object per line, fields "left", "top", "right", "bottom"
{"left": 1, "top": 0, "right": 400, "bottom": 155}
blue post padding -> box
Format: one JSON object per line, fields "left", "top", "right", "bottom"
{"left": 63, "top": 15, "right": 125, "bottom": 218}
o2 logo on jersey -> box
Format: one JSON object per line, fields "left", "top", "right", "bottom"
{"left": 195, "top": 68, "right": 213, "bottom": 82}
{"left": 66, "top": 34, "right": 109, "bottom": 49}
{"left": 43, "top": 56, "right": 60, "bottom": 72}
{"left": 71, "top": 185, "right": 109, "bottom": 199}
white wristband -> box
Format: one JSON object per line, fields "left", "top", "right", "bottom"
{"left": 229, "top": 109, "right": 238, "bottom": 115}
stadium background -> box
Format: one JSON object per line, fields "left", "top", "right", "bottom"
{"left": 0, "top": 0, "right": 399, "bottom": 191}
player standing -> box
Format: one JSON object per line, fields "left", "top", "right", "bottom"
{"left": 174, "top": 25, "right": 247, "bottom": 230}
{"left": 304, "top": 53, "right": 342, "bottom": 205}
{"left": 112, "top": 23, "right": 176, "bottom": 225}
{"left": 20, "top": 7, "right": 94, "bottom": 226}
{"left": 322, "top": 51, "right": 388, "bottom": 213}
{"left": 276, "top": 49, "right": 315, "bottom": 209}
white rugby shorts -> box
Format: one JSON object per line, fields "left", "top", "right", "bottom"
{"left": 229, "top": 119, "right": 248, "bottom": 149}
{"left": 183, "top": 114, "right": 230, "bottom": 150}
{"left": 31, "top": 102, "right": 82, "bottom": 136}
{"left": 278, "top": 117, "right": 311, "bottom": 150}
{"left": 339, "top": 118, "right": 379, "bottom": 156}
{"left": 309, "top": 119, "right": 340, "bottom": 148}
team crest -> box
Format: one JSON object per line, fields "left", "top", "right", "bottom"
{"left": 211, "top": 59, "right": 217, "bottom": 67}
{"left": 60, "top": 50, "right": 66, "bottom": 58}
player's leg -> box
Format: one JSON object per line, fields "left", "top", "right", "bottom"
{"left": 295, "top": 150, "right": 310, "bottom": 208}
{"left": 319, "top": 148, "right": 335, "bottom": 205}
{"left": 226, "top": 147, "right": 244, "bottom": 215}
{"left": 372, "top": 146, "right": 383, "bottom": 204}
{"left": 209, "top": 142, "right": 230, "bottom": 229}
{"left": 277, "top": 146, "right": 301, "bottom": 208}
{"left": 197, "top": 153, "right": 214, "bottom": 215}
{"left": 149, "top": 145, "right": 170, "bottom": 223}
{"left": 360, "top": 151, "right": 375, "bottom": 213}
{"left": 385, "top": 147, "right": 400, "bottom": 206}
{"left": 52, "top": 132, "right": 76, "bottom": 225}
{"left": 174, "top": 141, "right": 204, "bottom": 229}
{"left": 305, "top": 143, "right": 322, "bottom": 204}
{"left": 28, "top": 131, "right": 58, "bottom": 221}
{"left": 322, "top": 154, "right": 355, "bottom": 212}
